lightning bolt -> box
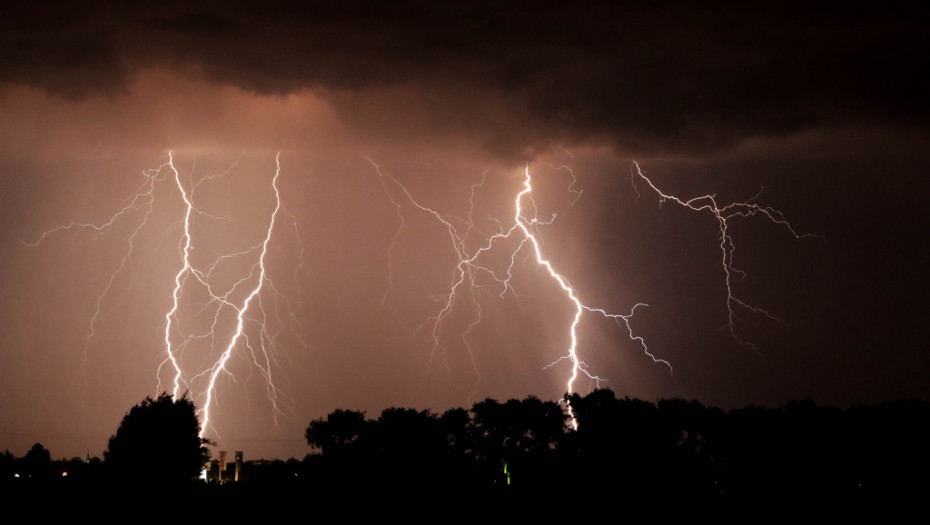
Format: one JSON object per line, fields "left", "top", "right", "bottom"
{"left": 196, "top": 153, "right": 283, "bottom": 438}
{"left": 26, "top": 152, "right": 302, "bottom": 444}
{"left": 160, "top": 152, "right": 192, "bottom": 398}
{"left": 373, "top": 161, "right": 666, "bottom": 427}
{"left": 510, "top": 166, "right": 672, "bottom": 428}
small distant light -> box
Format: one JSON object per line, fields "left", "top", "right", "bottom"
{"left": 61, "top": 471, "right": 68, "bottom": 477}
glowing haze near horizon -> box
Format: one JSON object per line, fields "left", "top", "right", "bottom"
{"left": 1, "top": 2, "right": 927, "bottom": 460}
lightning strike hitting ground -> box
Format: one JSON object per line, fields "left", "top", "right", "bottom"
{"left": 372, "top": 161, "right": 668, "bottom": 428}
{"left": 196, "top": 153, "right": 284, "bottom": 438}
{"left": 25, "top": 152, "right": 302, "bottom": 444}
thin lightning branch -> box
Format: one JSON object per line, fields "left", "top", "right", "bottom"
{"left": 24, "top": 163, "right": 167, "bottom": 392}
{"left": 370, "top": 158, "right": 498, "bottom": 396}
{"left": 630, "top": 161, "right": 818, "bottom": 350}
{"left": 374, "top": 159, "right": 407, "bottom": 308}
{"left": 22, "top": 170, "right": 164, "bottom": 248}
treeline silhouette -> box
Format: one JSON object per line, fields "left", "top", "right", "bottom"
{"left": 3, "top": 389, "right": 928, "bottom": 515}
{"left": 294, "top": 390, "right": 930, "bottom": 503}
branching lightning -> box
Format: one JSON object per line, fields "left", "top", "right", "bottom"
{"left": 196, "top": 153, "right": 283, "bottom": 438}
{"left": 26, "top": 149, "right": 809, "bottom": 440}
{"left": 372, "top": 161, "right": 667, "bottom": 427}
{"left": 26, "top": 152, "right": 303, "bottom": 444}
{"left": 375, "top": 160, "right": 810, "bottom": 429}
{"left": 161, "top": 153, "right": 192, "bottom": 398}
{"left": 630, "top": 161, "right": 818, "bottom": 350}
{"left": 23, "top": 163, "right": 164, "bottom": 387}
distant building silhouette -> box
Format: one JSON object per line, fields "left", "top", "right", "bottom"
{"left": 205, "top": 450, "right": 244, "bottom": 483}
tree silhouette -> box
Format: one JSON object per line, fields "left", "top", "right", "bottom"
{"left": 369, "top": 407, "right": 447, "bottom": 487}
{"left": 470, "top": 396, "right": 566, "bottom": 487}
{"left": 305, "top": 409, "right": 370, "bottom": 456}
{"left": 21, "top": 443, "right": 52, "bottom": 480}
{"left": 104, "top": 393, "right": 208, "bottom": 484}
{"left": 304, "top": 409, "right": 372, "bottom": 490}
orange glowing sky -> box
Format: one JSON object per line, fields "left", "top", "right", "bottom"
{"left": 1, "top": 2, "right": 927, "bottom": 459}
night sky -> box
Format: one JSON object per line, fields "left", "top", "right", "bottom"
{"left": 1, "top": 1, "right": 927, "bottom": 460}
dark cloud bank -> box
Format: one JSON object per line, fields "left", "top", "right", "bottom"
{"left": 3, "top": 1, "right": 927, "bottom": 156}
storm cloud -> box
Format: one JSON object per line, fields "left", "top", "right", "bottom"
{"left": 3, "top": 1, "right": 926, "bottom": 156}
